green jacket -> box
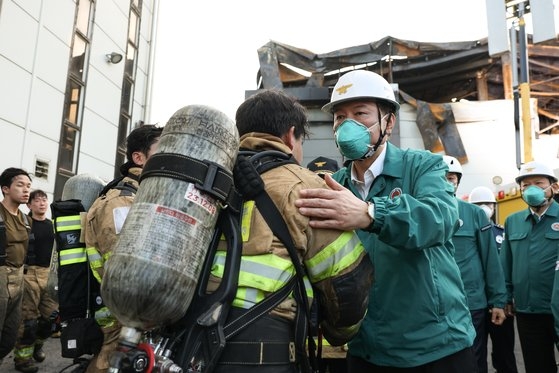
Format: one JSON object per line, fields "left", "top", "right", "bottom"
{"left": 335, "top": 143, "right": 475, "bottom": 367}
{"left": 502, "top": 201, "right": 559, "bottom": 314}
{"left": 452, "top": 199, "right": 507, "bottom": 311}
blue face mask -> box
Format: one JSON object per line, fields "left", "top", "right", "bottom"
{"left": 522, "top": 185, "right": 550, "bottom": 207}
{"left": 334, "top": 119, "right": 380, "bottom": 160}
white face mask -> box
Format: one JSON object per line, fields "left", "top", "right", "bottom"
{"left": 479, "top": 204, "right": 494, "bottom": 220}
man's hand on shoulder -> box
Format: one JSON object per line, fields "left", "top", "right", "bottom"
{"left": 295, "top": 174, "right": 371, "bottom": 231}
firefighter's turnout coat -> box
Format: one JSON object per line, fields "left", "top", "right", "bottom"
{"left": 208, "top": 133, "right": 373, "bottom": 346}
{"left": 84, "top": 166, "right": 140, "bottom": 372}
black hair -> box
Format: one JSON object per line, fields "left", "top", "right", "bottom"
{"left": 0, "top": 168, "right": 31, "bottom": 195}
{"left": 235, "top": 89, "right": 310, "bottom": 140}
{"left": 29, "top": 189, "right": 48, "bottom": 202}
{"left": 125, "top": 124, "right": 163, "bottom": 161}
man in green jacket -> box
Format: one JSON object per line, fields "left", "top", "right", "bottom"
{"left": 443, "top": 155, "right": 507, "bottom": 373}
{"left": 295, "top": 70, "right": 476, "bottom": 372}
{"left": 502, "top": 160, "right": 559, "bottom": 373}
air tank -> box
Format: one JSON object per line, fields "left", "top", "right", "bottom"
{"left": 61, "top": 173, "right": 107, "bottom": 211}
{"left": 101, "top": 105, "right": 239, "bottom": 330}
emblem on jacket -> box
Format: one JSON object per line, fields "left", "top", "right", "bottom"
{"left": 390, "top": 188, "right": 402, "bottom": 199}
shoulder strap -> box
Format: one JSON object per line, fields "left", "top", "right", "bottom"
{"left": 231, "top": 151, "right": 317, "bottom": 373}
{"left": 114, "top": 180, "right": 138, "bottom": 196}
{"left": 98, "top": 176, "right": 126, "bottom": 197}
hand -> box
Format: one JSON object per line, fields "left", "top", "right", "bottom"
{"left": 504, "top": 303, "right": 515, "bottom": 318}
{"left": 295, "top": 174, "right": 371, "bottom": 231}
{"left": 490, "top": 307, "right": 506, "bottom": 326}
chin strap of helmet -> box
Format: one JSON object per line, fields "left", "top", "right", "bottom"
{"left": 362, "top": 107, "right": 390, "bottom": 159}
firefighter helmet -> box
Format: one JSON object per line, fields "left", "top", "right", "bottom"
{"left": 469, "top": 186, "right": 496, "bottom": 204}
{"left": 515, "top": 161, "right": 558, "bottom": 184}
{"left": 322, "top": 70, "right": 400, "bottom": 113}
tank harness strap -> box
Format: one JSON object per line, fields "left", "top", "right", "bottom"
{"left": 229, "top": 150, "right": 318, "bottom": 372}
{"left": 24, "top": 214, "right": 37, "bottom": 266}
{"left": 140, "top": 153, "right": 237, "bottom": 207}
{"left": 114, "top": 181, "right": 138, "bottom": 197}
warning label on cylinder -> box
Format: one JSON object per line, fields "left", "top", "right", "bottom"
{"left": 185, "top": 183, "right": 217, "bottom": 216}
{"left": 156, "top": 205, "right": 196, "bottom": 225}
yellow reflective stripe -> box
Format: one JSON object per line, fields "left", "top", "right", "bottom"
{"left": 14, "top": 345, "right": 35, "bottom": 359}
{"left": 303, "top": 276, "right": 313, "bottom": 299}
{"left": 240, "top": 201, "right": 255, "bottom": 242}
{"left": 94, "top": 306, "right": 115, "bottom": 327}
{"left": 54, "top": 215, "right": 82, "bottom": 231}
{"left": 232, "top": 287, "right": 252, "bottom": 308}
{"left": 213, "top": 252, "right": 314, "bottom": 309}
{"left": 305, "top": 232, "right": 364, "bottom": 282}
{"left": 213, "top": 252, "right": 294, "bottom": 292}
{"left": 86, "top": 247, "right": 103, "bottom": 265}
{"left": 309, "top": 337, "right": 348, "bottom": 351}
{"left": 86, "top": 247, "right": 104, "bottom": 283}
{"left": 59, "top": 248, "right": 87, "bottom": 265}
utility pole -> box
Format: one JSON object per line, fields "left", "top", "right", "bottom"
{"left": 487, "top": 0, "right": 546, "bottom": 168}
{"left": 516, "top": 1, "right": 534, "bottom": 164}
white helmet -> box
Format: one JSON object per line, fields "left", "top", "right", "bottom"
{"left": 469, "top": 186, "right": 496, "bottom": 204}
{"left": 322, "top": 70, "right": 400, "bottom": 113}
{"left": 442, "top": 155, "right": 463, "bottom": 175}
{"left": 515, "top": 160, "right": 558, "bottom": 184}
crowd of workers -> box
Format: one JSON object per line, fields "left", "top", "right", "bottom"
{"left": 0, "top": 69, "right": 558, "bottom": 373}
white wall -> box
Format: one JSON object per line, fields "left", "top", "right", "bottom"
{"left": 400, "top": 99, "right": 559, "bottom": 199}
{"left": 0, "top": 0, "right": 158, "bottom": 205}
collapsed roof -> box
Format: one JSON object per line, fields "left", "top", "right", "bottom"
{"left": 256, "top": 35, "right": 559, "bottom": 134}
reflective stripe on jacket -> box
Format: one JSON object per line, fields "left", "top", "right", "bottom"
{"left": 208, "top": 133, "right": 372, "bottom": 346}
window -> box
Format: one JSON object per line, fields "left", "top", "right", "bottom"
{"left": 54, "top": 0, "right": 94, "bottom": 199}
{"left": 113, "top": 0, "right": 142, "bottom": 178}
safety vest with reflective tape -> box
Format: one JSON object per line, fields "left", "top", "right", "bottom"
{"left": 51, "top": 200, "right": 91, "bottom": 322}
{"left": 210, "top": 200, "right": 364, "bottom": 310}
{"left": 56, "top": 215, "right": 87, "bottom": 266}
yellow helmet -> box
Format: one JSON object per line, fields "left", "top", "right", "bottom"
{"left": 322, "top": 70, "right": 400, "bottom": 113}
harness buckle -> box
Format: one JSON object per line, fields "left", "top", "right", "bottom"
{"left": 289, "top": 341, "right": 296, "bottom": 362}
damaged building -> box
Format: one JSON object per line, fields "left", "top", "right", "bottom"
{"left": 246, "top": 35, "right": 559, "bottom": 197}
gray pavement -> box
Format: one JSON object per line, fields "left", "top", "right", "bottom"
{"left": 0, "top": 336, "right": 89, "bottom": 373}
{"left": 0, "top": 320, "right": 556, "bottom": 372}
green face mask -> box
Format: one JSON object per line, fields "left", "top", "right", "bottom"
{"left": 522, "top": 185, "right": 551, "bottom": 207}
{"left": 334, "top": 119, "right": 379, "bottom": 160}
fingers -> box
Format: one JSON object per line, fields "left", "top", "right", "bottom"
{"left": 323, "top": 174, "right": 345, "bottom": 191}
{"left": 491, "top": 308, "right": 506, "bottom": 326}
{"left": 308, "top": 218, "right": 346, "bottom": 230}
{"left": 297, "top": 188, "right": 336, "bottom": 201}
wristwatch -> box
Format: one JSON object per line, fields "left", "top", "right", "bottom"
{"left": 366, "top": 201, "right": 375, "bottom": 223}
